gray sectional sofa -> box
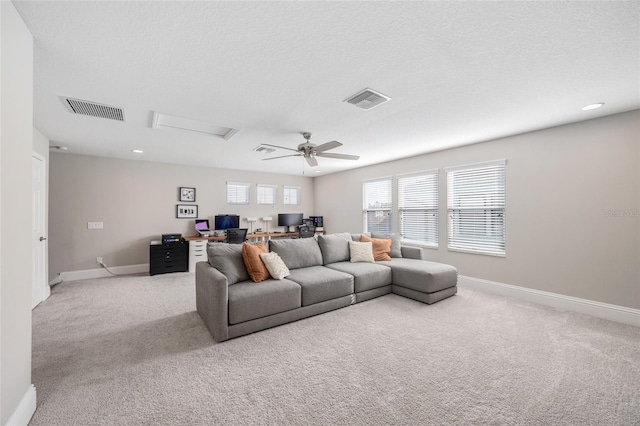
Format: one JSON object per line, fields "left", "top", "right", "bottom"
{"left": 196, "top": 233, "right": 457, "bottom": 343}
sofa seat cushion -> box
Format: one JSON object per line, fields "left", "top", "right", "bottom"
{"left": 325, "top": 261, "right": 392, "bottom": 293}
{"left": 269, "top": 238, "right": 323, "bottom": 270}
{"left": 286, "top": 266, "right": 354, "bottom": 306}
{"left": 385, "top": 258, "right": 457, "bottom": 294}
{"left": 228, "top": 279, "right": 301, "bottom": 325}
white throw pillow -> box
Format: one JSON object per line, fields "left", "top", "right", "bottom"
{"left": 259, "top": 252, "right": 290, "bottom": 280}
{"left": 348, "top": 241, "right": 375, "bottom": 263}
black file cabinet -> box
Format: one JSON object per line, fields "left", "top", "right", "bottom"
{"left": 149, "top": 241, "right": 188, "bottom": 276}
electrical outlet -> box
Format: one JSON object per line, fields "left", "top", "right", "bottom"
{"left": 96, "top": 257, "right": 103, "bottom": 265}
{"left": 88, "top": 222, "right": 103, "bottom": 229}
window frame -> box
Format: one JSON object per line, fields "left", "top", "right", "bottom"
{"left": 283, "top": 185, "right": 301, "bottom": 205}
{"left": 256, "top": 183, "right": 277, "bottom": 205}
{"left": 445, "top": 159, "right": 506, "bottom": 257}
{"left": 226, "top": 181, "right": 250, "bottom": 205}
{"left": 397, "top": 170, "right": 439, "bottom": 247}
{"left": 362, "top": 177, "right": 393, "bottom": 234}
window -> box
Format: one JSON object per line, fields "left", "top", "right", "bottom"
{"left": 283, "top": 186, "right": 301, "bottom": 205}
{"left": 446, "top": 160, "right": 506, "bottom": 256}
{"left": 363, "top": 178, "right": 392, "bottom": 233}
{"left": 256, "top": 184, "right": 277, "bottom": 205}
{"left": 398, "top": 170, "right": 438, "bottom": 246}
{"left": 226, "top": 182, "right": 250, "bottom": 204}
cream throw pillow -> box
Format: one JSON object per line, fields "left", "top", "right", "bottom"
{"left": 259, "top": 252, "right": 290, "bottom": 280}
{"left": 349, "top": 241, "right": 375, "bottom": 263}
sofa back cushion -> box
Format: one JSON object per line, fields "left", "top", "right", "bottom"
{"left": 371, "top": 232, "right": 402, "bottom": 258}
{"left": 318, "top": 233, "right": 352, "bottom": 265}
{"left": 207, "top": 243, "right": 250, "bottom": 285}
{"left": 269, "top": 237, "right": 323, "bottom": 270}
{"left": 351, "top": 233, "right": 371, "bottom": 242}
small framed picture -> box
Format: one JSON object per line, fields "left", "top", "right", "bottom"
{"left": 179, "top": 187, "right": 196, "bottom": 202}
{"left": 176, "top": 204, "right": 198, "bottom": 219}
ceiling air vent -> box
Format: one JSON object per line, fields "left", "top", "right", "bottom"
{"left": 64, "top": 97, "right": 125, "bottom": 121}
{"left": 253, "top": 145, "right": 276, "bottom": 154}
{"left": 344, "top": 88, "right": 391, "bottom": 110}
{"left": 152, "top": 112, "right": 239, "bottom": 140}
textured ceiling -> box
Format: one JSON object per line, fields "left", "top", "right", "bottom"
{"left": 14, "top": 1, "right": 640, "bottom": 176}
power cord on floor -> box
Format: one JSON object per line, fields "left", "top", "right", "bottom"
{"left": 97, "top": 261, "right": 142, "bottom": 277}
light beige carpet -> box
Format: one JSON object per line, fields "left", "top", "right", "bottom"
{"left": 31, "top": 273, "right": 640, "bottom": 425}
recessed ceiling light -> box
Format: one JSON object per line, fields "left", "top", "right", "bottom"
{"left": 581, "top": 103, "right": 604, "bottom": 111}
{"left": 132, "top": 149, "right": 144, "bottom": 154}
{"left": 315, "top": 170, "right": 321, "bottom": 173}
{"left": 50, "top": 145, "right": 68, "bottom": 151}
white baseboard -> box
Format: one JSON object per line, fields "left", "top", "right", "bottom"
{"left": 458, "top": 275, "right": 640, "bottom": 327}
{"left": 6, "top": 384, "right": 36, "bottom": 426}
{"left": 49, "top": 275, "right": 63, "bottom": 286}
{"left": 56, "top": 263, "right": 150, "bottom": 283}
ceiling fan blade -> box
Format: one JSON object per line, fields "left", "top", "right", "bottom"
{"left": 313, "top": 140, "right": 342, "bottom": 153}
{"left": 306, "top": 156, "right": 319, "bottom": 167}
{"left": 262, "top": 154, "right": 301, "bottom": 161}
{"left": 261, "top": 143, "right": 300, "bottom": 153}
{"left": 315, "top": 152, "right": 360, "bottom": 160}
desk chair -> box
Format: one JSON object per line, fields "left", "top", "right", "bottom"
{"left": 226, "top": 228, "right": 248, "bottom": 244}
{"left": 298, "top": 225, "right": 316, "bottom": 239}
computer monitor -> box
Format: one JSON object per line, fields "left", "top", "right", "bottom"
{"left": 278, "top": 213, "right": 303, "bottom": 233}
{"left": 309, "top": 216, "right": 324, "bottom": 228}
{"left": 214, "top": 215, "right": 240, "bottom": 230}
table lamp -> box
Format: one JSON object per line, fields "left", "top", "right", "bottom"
{"left": 246, "top": 217, "right": 257, "bottom": 233}
{"left": 262, "top": 217, "right": 273, "bottom": 233}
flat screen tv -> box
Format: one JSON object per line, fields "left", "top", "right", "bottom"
{"left": 278, "top": 213, "right": 303, "bottom": 232}
{"left": 214, "top": 215, "right": 240, "bottom": 230}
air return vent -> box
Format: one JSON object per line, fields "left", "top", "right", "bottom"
{"left": 344, "top": 88, "right": 391, "bottom": 110}
{"left": 64, "top": 97, "right": 125, "bottom": 121}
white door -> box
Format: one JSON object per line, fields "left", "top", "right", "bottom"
{"left": 32, "top": 154, "right": 47, "bottom": 309}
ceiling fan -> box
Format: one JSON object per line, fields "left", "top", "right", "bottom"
{"left": 261, "top": 132, "right": 360, "bottom": 167}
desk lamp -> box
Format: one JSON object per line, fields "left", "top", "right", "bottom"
{"left": 246, "top": 217, "right": 257, "bottom": 233}
{"left": 262, "top": 217, "right": 273, "bottom": 233}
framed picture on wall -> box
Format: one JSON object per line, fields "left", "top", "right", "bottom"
{"left": 179, "top": 187, "right": 196, "bottom": 202}
{"left": 176, "top": 204, "right": 198, "bottom": 219}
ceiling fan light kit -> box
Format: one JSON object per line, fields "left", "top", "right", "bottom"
{"left": 261, "top": 132, "right": 360, "bottom": 167}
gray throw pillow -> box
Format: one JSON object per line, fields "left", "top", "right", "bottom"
{"left": 318, "top": 233, "right": 352, "bottom": 265}
{"left": 371, "top": 232, "right": 402, "bottom": 258}
{"left": 269, "top": 238, "right": 323, "bottom": 270}
{"left": 207, "top": 243, "right": 249, "bottom": 285}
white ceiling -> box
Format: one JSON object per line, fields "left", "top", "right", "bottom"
{"left": 14, "top": 1, "right": 640, "bottom": 176}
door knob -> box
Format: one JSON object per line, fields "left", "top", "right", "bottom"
{"left": 39, "top": 236, "right": 47, "bottom": 241}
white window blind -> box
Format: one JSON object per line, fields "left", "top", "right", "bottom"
{"left": 226, "top": 182, "right": 250, "bottom": 204}
{"left": 363, "top": 178, "right": 392, "bottom": 233}
{"left": 256, "top": 184, "right": 277, "bottom": 205}
{"left": 283, "top": 186, "right": 301, "bottom": 205}
{"left": 398, "top": 171, "right": 438, "bottom": 246}
{"left": 446, "top": 160, "right": 506, "bottom": 256}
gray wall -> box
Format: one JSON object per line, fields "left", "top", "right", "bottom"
{"left": 1, "top": 2, "right": 34, "bottom": 423}
{"left": 48, "top": 154, "right": 314, "bottom": 279}
{"left": 314, "top": 111, "right": 640, "bottom": 309}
